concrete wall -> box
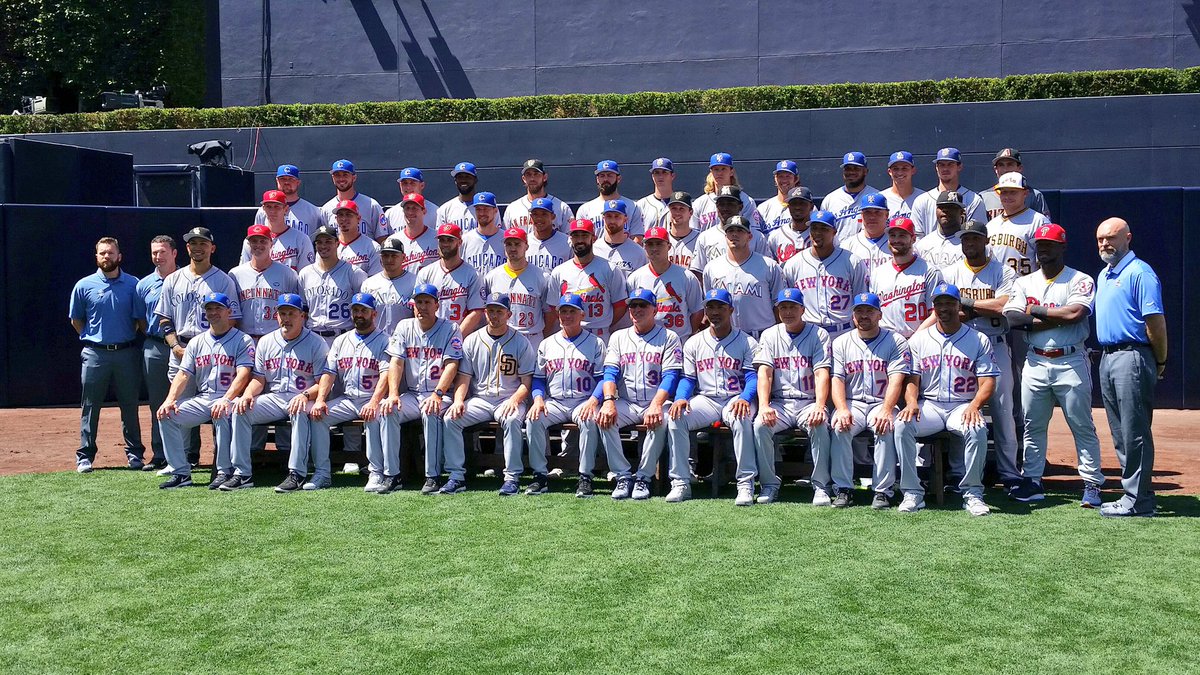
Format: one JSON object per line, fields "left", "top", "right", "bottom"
{"left": 212, "top": 0, "right": 1200, "bottom": 106}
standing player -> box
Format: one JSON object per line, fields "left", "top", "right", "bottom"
{"left": 870, "top": 217, "right": 942, "bottom": 338}
{"left": 841, "top": 193, "right": 892, "bottom": 283}
{"left": 594, "top": 199, "right": 649, "bottom": 274}
{"left": 525, "top": 197, "right": 573, "bottom": 273}
{"left": 332, "top": 200, "right": 382, "bottom": 276}
{"left": 460, "top": 192, "right": 506, "bottom": 276}
{"left": 914, "top": 191, "right": 968, "bottom": 270}
{"left": 444, "top": 293, "right": 536, "bottom": 496}
{"left": 692, "top": 153, "right": 763, "bottom": 233}
{"left": 894, "top": 283, "right": 999, "bottom": 515}
{"left": 981, "top": 149, "right": 1051, "bottom": 220}
{"left": 664, "top": 192, "right": 701, "bottom": 272}
{"left": 230, "top": 225, "right": 301, "bottom": 341}
{"left": 1003, "top": 224, "right": 1106, "bottom": 506}
{"left": 299, "top": 224, "right": 367, "bottom": 344}
{"left": 910, "top": 148, "right": 987, "bottom": 238}
{"left": 415, "top": 224, "right": 485, "bottom": 336}
{"left": 387, "top": 193, "right": 440, "bottom": 274}
{"left": 502, "top": 159, "right": 573, "bottom": 233}
{"left": 549, "top": 219, "right": 628, "bottom": 342}
{"left": 635, "top": 157, "right": 677, "bottom": 231}
{"left": 360, "top": 236, "right": 416, "bottom": 337}
{"left": 752, "top": 289, "right": 833, "bottom": 505}
{"left": 701, "top": 216, "right": 786, "bottom": 338}
{"left": 436, "top": 162, "right": 481, "bottom": 231}
{"left": 383, "top": 167, "right": 438, "bottom": 232}
{"left": 767, "top": 186, "right": 814, "bottom": 264}
{"left": 253, "top": 164, "right": 325, "bottom": 236}
{"left": 878, "top": 152, "right": 921, "bottom": 223}
{"left": 782, "top": 210, "right": 867, "bottom": 338}
{"left": 483, "top": 228, "right": 557, "bottom": 354}
{"left": 820, "top": 152, "right": 880, "bottom": 243}
{"left": 987, "top": 172, "right": 1048, "bottom": 278}
{"left": 756, "top": 160, "right": 801, "bottom": 235}
{"left": 668, "top": 289, "right": 759, "bottom": 505}
{"left": 576, "top": 160, "right": 645, "bottom": 240}
{"left": 626, "top": 226, "right": 704, "bottom": 340}
{"left": 320, "top": 159, "right": 385, "bottom": 241}
{"left": 137, "top": 234, "right": 180, "bottom": 471}
{"left": 689, "top": 186, "right": 772, "bottom": 272}
{"left": 242, "top": 189, "right": 315, "bottom": 271}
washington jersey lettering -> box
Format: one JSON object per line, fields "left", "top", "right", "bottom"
{"left": 155, "top": 267, "right": 243, "bottom": 339}
{"left": 907, "top": 324, "right": 1000, "bottom": 404}
{"left": 869, "top": 258, "right": 943, "bottom": 338}
{"left": 298, "top": 261, "right": 367, "bottom": 333}
{"left": 753, "top": 323, "right": 832, "bottom": 400}
{"left": 684, "top": 328, "right": 758, "bottom": 400}
{"left": 229, "top": 261, "right": 301, "bottom": 336}
{"left": 386, "top": 317, "right": 464, "bottom": 395}
{"left": 337, "top": 234, "right": 383, "bottom": 276}
{"left": 626, "top": 263, "right": 704, "bottom": 339}
{"left": 831, "top": 328, "right": 911, "bottom": 403}
{"left": 415, "top": 261, "right": 485, "bottom": 325}
{"left": 549, "top": 258, "right": 627, "bottom": 332}
{"left": 240, "top": 226, "right": 315, "bottom": 271}
{"left": 460, "top": 327, "right": 536, "bottom": 400}
{"left": 180, "top": 327, "right": 255, "bottom": 395}
{"left": 537, "top": 330, "right": 606, "bottom": 400}
{"left": 605, "top": 324, "right": 684, "bottom": 405}
{"left": 1004, "top": 266, "right": 1096, "bottom": 349}
{"left": 254, "top": 327, "right": 329, "bottom": 396}
{"left": 782, "top": 247, "right": 867, "bottom": 328}
{"left": 360, "top": 271, "right": 417, "bottom": 336}
{"left": 323, "top": 328, "right": 390, "bottom": 399}
{"left": 390, "top": 224, "right": 440, "bottom": 274}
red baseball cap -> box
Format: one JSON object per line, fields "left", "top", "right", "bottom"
{"left": 643, "top": 226, "right": 669, "bottom": 242}
{"left": 401, "top": 193, "right": 426, "bottom": 208}
{"left": 246, "top": 224, "right": 272, "bottom": 239}
{"left": 437, "top": 223, "right": 462, "bottom": 239}
{"left": 888, "top": 217, "right": 916, "bottom": 234}
{"left": 1033, "top": 223, "right": 1067, "bottom": 243}
{"left": 569, "top": 218, "right": 595, "bottom": 234}
{"left": 334, "top": 199, "right": 359, "bottom": 214}
{"left": 503, "top": 227, "right": 527, "bottom": 241}
{"left": 261, "top": 190, "right": 286, "bottom": 205}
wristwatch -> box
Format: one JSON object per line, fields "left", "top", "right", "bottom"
{"left": 603, "top": 395, "right": 618, "bottom": 402}
{"left": 435, "top": 388, "right": 446, "bottom": 397}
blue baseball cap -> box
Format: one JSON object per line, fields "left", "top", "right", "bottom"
{"left": 558, "top": 293, "right": 585, "bottom": 311}
{"left": 595, "top": 160, "right": 620, "bottom": 175}
{"left": 774, "top": 160, "right": 798, "bottom": 175}
{"left": 452, "top": 161, "right": 477, "bottom": 176}
{"left": 935, "top": 148, "right": 962, "bottom": 163}
{"left": 932, "top": 283, "right": 961, "bottom": 301}
{"left": 485, "top": 292, "right": 511, "bottom": 310}
{"left": 628, "top": 288, "right": 657, "bottom": 305}
{"left": 413, "top": 283, "right": 439, "bottom": 300}
{"left": 651, "top": 157, "right": 674, "bottom": 172}
{"left": 472, "top": 191, "right": 498, "bottom": 208}
{"left": 330, "top": 159, "right": 355, "bottom": 174}
{"left": 202, "top": 292, "right": 232, "bottom": 308}
{"left": 531, "top": 197, "right": 555, "bottom": 213}
{"left": 350, "top": 292, "right": 376, "bottom": 310}
{"left": 775, "top": 288, "right": 804, "bottom": 306}
{"left": 704, "top": 288, "right": 734, "bottom": 306}
{"left": 888, "top": 151, "right": 914, "bottom": 167}
{"left": 841, "top": 152, "right": 867, "bottom": 167}
{"left": 603, "top": 199, "right": 627, "bottom": 215}
{"left": 710, "top": 152, "right": 733, "bottom": 168}
{"left": 809, "top": 210, "right": 837, "bottom": 229}
{"left": 861, "top": 193, "right": 889, "bottom": 211}
{"left": 276, "top": 164, "right": 300, "bottom": 178}
{"left": 853, "top": 292, "right": 881, "bottom": 310}
{"left": 398, "top": 167, "right": 423, "bottom": 181}
{"left": 276, "top": 293, "right": 306, "bottom": 311}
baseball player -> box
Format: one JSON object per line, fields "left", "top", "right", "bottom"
{"left": 635, "top": 157, "right": 677, "bottom": 232}
{"left": 360, "top": 236, "right": 416, "bottom": 337}
{"left": 869, "top": 217, "right": 942, "bottom": 338}
{"left": 1003, "top": 224, "right": 1106, "bottom": 506}
{"left": 436, "top": 162, "right": 480, "bottom": 232}
{"left": 981, "top": 148, "right": 1051, "bottom": 220}
{"left": 841, "top": 193, "right": 892, "bottom": 283}
{"left": 382, "top": 167, "right": 438, "bottom": 232}
{"left": 782, "top": 210, "right": 867, "bottom": 338}
{"left": 692, "top": 153, "right": 763, "bottom": 233}
{"left": 242, "top": 189, "right": 315, "bottom": 271}
{"left": 987, "top": 172, "right": 1049, "bottom": 278}
{"left": 829, "top": 292, "right": 911, "bottom": 509}
{"left": 914, "top": 191, "right": 968, "bottom": 270}
{"left": 701, "top": 215, "right": 787, "bottom": 338}
{"left": 752, "top": 288, "right": 833, "bottom": 505}
{"left": 332, "top": 200, "right": 383, "bottom": 276}
{"left": 525, "top": 293, "right": 606, "bottom": 496}
{"left": 230, "top": 294, "right": 329, "bottom": 493}
{"left": 626, "top": 226, "right": 704, "bottom": 339}
{"left": 320, "top": 159, "right": 385, "bottom": 241}
{"left": 821, "top": 152, "right": 881, "bottom": 243}
{"left": 137, "top": 234, "right": 180, "bottom": 471}
{"left": 299, "top": 225, "right": 367, "bottom": 345}
{"left": 415, "top": 223, "right": 485, "bottom": 336}
{"left": 894, "top": 282, "right": 999, "bottom": 515}
{"left": 482, "top": 228, "right": 557, "bottom": 354}
{"left": 548, "top": 219, "right": 628, "bottom": 342}
{"left": 878, "top": 152, "right": 921, "bottom": 223}
{"left": 757, "top": 160, "right": 801, "bottom": 235}
{"left": 669, "top": 289, "right": 759, "bottom": 505}
{"left": 230, "top": 225, "right": 301, "bottom": 340}
{"left": 766, "top": 186, "right": 814, "bottom": 264}
{"left": 444, "top": 293, "right": 536, "bottom": 496}
{"left": 664, "top": 191, "right": 702, "bottom": 272}
{"left": 910, "top": 148, "right": 987, "bottom": 238}
{"left": 381, "top": 283, "right": 465, "bottom": 495}
{"left": 502, "top": 159, "right": 574, "bottom": 233}
{"left": 525, "top": 197, "right": 573, "bottom": 273}
{"left": 460, "top": 192, "right": 506, "bottom": 276}
{"left": 587, "top": 289, "right": 684, "bottom": 501}
{"left": 575, "top": 160, "right": 645, "bottom": 240}
{"left": 386, "top": 193, "right": 440, "bottom": 274}
{"left": 689, "top": 186, "right": 772, "bottom": 273}
{"left": 939, "top": 220, "right": 1021, "bottom": 491}
{"left": 253, "top": 164, "right": 325, "bottom": 236}
{"left": 594, "top": 199, "right": 649, "bottom": 274}
{"left": 157, "top": 293, "right": 255, "bottom": 489}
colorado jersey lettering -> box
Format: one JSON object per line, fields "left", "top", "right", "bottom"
{"left": 155, "top": 267, "right": 243, "bottom": 338}
{"left": 298, "top": 261, "right": 366, "bottom": 334}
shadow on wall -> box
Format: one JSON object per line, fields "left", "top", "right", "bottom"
{"left": 1187, "top": 1, "right": 1200, "bottom": 48}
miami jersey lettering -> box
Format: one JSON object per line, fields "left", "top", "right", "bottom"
{"left": 360, "top": 272, "right": 417, "bottom": 337}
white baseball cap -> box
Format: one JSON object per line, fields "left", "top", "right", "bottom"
{"left": 994, "top": 172, "right": 1028, "bottom": 191}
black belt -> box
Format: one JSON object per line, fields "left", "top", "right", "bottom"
{"left": 1032, "top": 345, "right": 1077, "bottom": 358}
{"left": 1101, "top": 342, "right": 1150, "bottom": 354}
{"left": 83, "top": 341, "right": 135, "bottom": 351}
{"left": 314, "top": 329, "right": 342, "bottom": 337}
{"left": 818, "top": 321, "right": 854, "bottom": 332}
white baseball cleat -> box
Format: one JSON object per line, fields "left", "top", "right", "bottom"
{"left": 898, "top": 493, "right": 925, "bottom": 513}
{"left": 811, "top": 487, "right": 832, "bottom": 507}
{"left": 735, "top": 486, "right": 755, "bottom": 506}
{"left": 963, "top": 495, "right": 991, "bottom": 516}
{"left": 664, "top": 485, "right": 691, "bottom": 503}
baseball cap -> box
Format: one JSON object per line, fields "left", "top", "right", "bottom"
{"left": 276, "top": 293, "right": 306, "bottom": 311}
{"left": 602, "top": 199, "right": 627, "bottom": 215}
{"left": 628, "top": 288, "right": 657, "bottom": 305}
{"left": 1033, "top": 223, "right": 1067, "bottom": 243}
{"left": 558, "top": 293, "right": 585, "bottom": 311}
{"left": 993, "top": 148, "right": 1022, "bottom": 164}
{"left": 413, "top": 283, "right": 439, "bottom": 300}
{"left": 569, "top": 219, "right": 596, "bottom": 234}
{"left": 350, "top": 292, "right": 376, "bottom": 310}
{"left": 334, "top": 199, "right": 359, "bottom": 214}
{"left": 522, "top": 159, "right": 545, "bottom": 174}
{"left": 503, "top": 227, "right": 527, "bottom": 242}
{"left": 202, "top": 292, "right": 232, "bottom": 308}
{"left": 312, "top": 224, "right": 338, "bottom": 241}
{"left": 398, "top": 167, "right": 424, "bottom": 182}
{"left": 853, "top": 292, "right": 882, "bottom": 310}
{"left": 452, "top": 162, "right": 477, "bottom": 177}
{"left": 704, "top": 288, "right": 734, "bottom": 306}
{"left": 710, "top": 152, "right": 733, "bottom": 168}
{"left": 530, "top": 197, "right": 555, "bottom": 213}
{"left": 184, "top": 226, "right": 214, "bottom": 243}
{"left": 715, "top": 185, "right": 742, "bottom": 202}
{"left": 485, "top": 292, "right": 511, "bottom": 310}
{"left": 809, "top": 210, "right": 837, "bottom": 229}
{"left": 888, "top": 151, "right": 914, "bottom": 167}
{"left": 960, "top": 220, "right": 989, "bottom": 238}
{"left": 932, "top": 283, "right": 961, "bottom": 301}
{"left": 994, "top": 172, "right": 1029, "bottom": 191}
{"left": 775, "top": 288, "right": 804, "bottom": 306}
{"left": 936, "top": 190, "right": 965, "bottom": 208}
{"left": 935, "top": 148, "right": 962, "bottom": 163}
{"left": 888, "top": 217, "right": 916, "bottom": 234}
{"left": 380, "top": 236, "right": 405, "bottom": 253}
{"left": 436, "top": 223, "right": 463, "bottom": 240}
{"left": 330, "top": 159, "right": 355, "bottom": 174}
{"left": 774, "top": 160, "right": 798, "bottom": 175}
{"left": 276, "top": 164, "right": 300, "bottom": 178}
{"left": 401, "top": 193, "right": 426, "bottom": 208}
{"left": 861, "top": 193, "right": 888, "bottom": 211}
{"left": 786, "top": 186, "right": 814, "bottom": 204}
{"left": 246, "top": 224, "right": 272, "bottom": 239}
{"left": 651, "top": 157, "right": 674, "bottom": 172}
{"left": 841, "top": 151, "right": 867, "bottom": 167}
{"left": 472, "top": 192, "right": 498, "bottom": 208}
{"left": 595, "top": 160, "right": 620, "bottom": 175}
{"left": 668, "top": 191, "right": 692, "bottom": 208}
{"left": 643, "top": 226, "right": 669, "bottom": 242}
{"left": 261, "top": 189, "right": 286, "bottom": 205}
{"left": 723, "top": 215, "right": 752, "bottom": 231}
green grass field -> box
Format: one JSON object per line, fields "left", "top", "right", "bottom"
{"left": 1, "top": 470, "right": 1197, "bottom": 674}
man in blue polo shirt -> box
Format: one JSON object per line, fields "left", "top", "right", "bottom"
{"left": 1094, "top": 217, "right": 1166, "bottom": 517}
{"left": 69, "top": 237, "right": 147, "bottom": 473}
{"left": 136, "top": 234, "right": 183, "bottom": 471}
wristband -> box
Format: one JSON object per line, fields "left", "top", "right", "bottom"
{"left": 959, "top": 297, "right": 975, "bottom": 310}
{"left": 1029, "top": 305, "right": 1049, "bottom": 319}
{"left": 603, "top": 395, "right": 618, "bottom": 402}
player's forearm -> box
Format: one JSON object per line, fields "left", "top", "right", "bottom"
{"left": 830, "top": 377, "right": 849, "bottom": 412}
{"left": 603, "top": 380, "right": 618, "bottom": 399}
{"left": 1145, "top": 314, "right": 1168, "bottom": 364}
{"left": 451, "top": 374, "right": 470, "bottom": 405}
{"left": 388, "top": 357, "right": 405, "bottom": 395}
{"left": 368, "top": 377, "right": 390, "bottom": 405}
{"left": 165, "top": 371, "right": 191, "bottom": 403}
{"left": 243, "top": 376, "right": 265, "bottom": 399}
{"left": 434, "top": 361, "right": 459, "bottom": 393}
{"left": 814, "top": 368, "right": 831, "bottom": 408}
{"left": 969, "top": 376, "right": 995, "bottom": 409}
{"left": 458, "top": 310, "right": 483, "bottom": 336}
{"left": 610, "top": 302, "right": 627, "bottom": 327}
{"left": 881, "top": 373, "right": 906, "bottom": 411}
{"left": 315, "top": 373, "right": 335, "bottom": 402}
{"left": 902, "top": 377, "right": 920, "bottom": 409}
{"left": 512, "top": 378, "right": 531, "bottom": 404}
{"left": 226, "top": 368, "right": 254, "bottom": 399}
{"left": 969, "top": 297, "right": 1008, "bottom": 316}
{"left": 756, "top": 365, "right": 774, "bottom": 409}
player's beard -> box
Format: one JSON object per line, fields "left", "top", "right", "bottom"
{"left": 97, "top": 259, "right": 118, "bottom": 274}
{"left": 598, "top": 182, "right": 617, "bottom": 197}
{"left": 572, "top": 241, "right": 592, "bottom": 258}
{"left": 352, "top": 316, "right": 370, "bottom": 331}
{"left": 846, "top": 177, "right": 865, "bottom": 190}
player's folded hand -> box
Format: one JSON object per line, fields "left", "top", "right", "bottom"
{"left": 668, "top": 400, "right": 689, "bottom": 420}
{"left": 156, "top": 401, "right": 178, "bottom": 420}
{"left": 872, "top": 413, "right": 894, "bottom": 435}
{"left": 446, "top": 401, "right": 465, "bottom": 420}
{"left": 528, "top": 399, "right": 545, "bottom": 421}
{"left": 729, "top": 399, "right": 751, "bottom": 420}
{"left": 210, "top": 398, "right": 232, "bottom": 420}
{"left": 832, "top": 409, "right": 852, "bottom": 432}
{"left": 309, "top": 400, "right": 328, "bottom": 420}
{"left": 234, "top": 396, "right": 253, "bottom": 415}
{"left": 359, "top": 401, "right": 379, "bottom": 422}
{"left": 807, "top": 407, "right": 827, "bottom": 428}
{"left": 643, "top": 404, "right": 663, "bottom": 429}
{"left": 289, "top": 394, "right": 310, "bottom": 416}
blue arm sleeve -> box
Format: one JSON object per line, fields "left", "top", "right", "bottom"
{"left": 531, "top": 376, "right": 547, "bottom": 401}
{"left": 675, "top": 375, "right": 697, "bottom": 401}
{"left": 739, "top": 367, "right": 758, "bottom": 403}
{"left": 591, "top": 379, "right": 605, "bottom": 403}
{"left": 603, "top": 365, "right": 620, "bottom": 384}
{"left": 658, "top": 369, "right": 680, "bottom": 397}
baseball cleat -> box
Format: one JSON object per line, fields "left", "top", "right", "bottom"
{"left": 142, "top": 459, "right": 167, "bottom": 472}
{"left": 665, "top": 484, "right": 691, "bottom": 503}
{"left": 898, "top": 494, "right": 925, "bottom": 513}
{"left": 756, "top": 486, "right": 779, "bottom": 504}
{"left": 871, "top": 492, "right": 892, "bottom": 510}
{"left": 1100, "top": 499, "right": 1153, "bottom": 518}
{"left": 156, "top": 465, "right": 174, "bottom": 476}
{"left": 438, "top": 478, "right": 467, "bottom": 494}
{"left": 376, "top": 475, "right": 402, "bottom": 494}
{"left": 76, "top": 459, "right": 94, "bottom": 474}
{"left": 127, "top": 456, "right": 145, "bottom": 471}
{"left": 811, "top": 487, "right": 833, "bottom": 507}
{"left": 735, "top": 486, "right": 755, "bottom": 506}
{"left": 1010, "top": 479, "right": 1045, "bottom": 502}
{"left": 274, "top": 472, "right": 305, "bottom": 493}
{"left": 420, "top": 477, "right": 440, "bottom": 495}
{"left": 963, "top": 495, "right": 992, "bottom": 516}
{"left": 302, "top": 476, "right": 331, "bottom": 491}
{"left": 524, "top": 475, "right": 550, "bottom": 495}
{"left": 575, "top": 475, "right": 594, "bottom": 498}
{"left": 1081, "top": 482, "right": 1102, "bottom": 508}
{"left": 498, "top": 479, "right": 519, "bottom": 496}
{"left": 208, "top": 472, "right": 232, "bottom": 490}
{"left": 340, "top": 463, "right": 361, "bottom": 475}
{"left": 364, "top": 472, "right": 385, "bottom": 493}
{"left": 159, "top": 474, "right": 193, "bottom": 489}
{"left": 611, "top": 476, "right": 633, "bottom": 500}
{"left": 631, "top": 478, "right": 651, "bottom": 500}
{"left": 218, "top": 475, "right": 254, "bottom": 491}
{"left": 832, "top": 489, "right": 853, "bottom": 508}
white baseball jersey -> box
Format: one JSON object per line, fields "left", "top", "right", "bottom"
{"left": 240, "top": 226, "right": 315, "bottom": 272}
{"left": 337, "top": 234, "right": 383, "bottom": 276}
{"left": 549, "top": 258, "right": 627, "bottom": 333}
{"left": 940, "top": 259, "right": 1018, "bottom": 337}
{"left": 390, "top": 224, "right": 440, "bottom": 274}
{"left": 668, "top": 229, "right": 701, "bottom": 270}
{"left": 626, "top": 262, "right": 704, "bottom": 339}
{"left": 782, "top": 247, "right": 867, "bottom": 328}
{"left": 831, "top": 328, "right": 912, "bottom": 403}
{"left": 382, "top": 200, "right": 438, "bottom": 234}
{"left": 684, "top": 328, "right": 758, "bottom": 400}
{"left": 298, "top": 261, "right": 367, "bottom": 334}
{"left": 415, "top": 260, "right": 485, "bottom": 326}
{"left": 688, "top": 226, "right": 772, "bottom": 274}
{"left": 701, "top": 253, "right": 786, "bottom": 335}
{"left": 460, "top": 327, "right": 536, "bottom": 400}
{"left": 756, "top": 196, "right": 793, "bottom": 235}
{"left": 537, "top": 329, "right": 607, "bottom": 399}
{"left": 908, "top": 324, "right": 1000, "bottom": 403}
{"left": 842, "top": 231, "right": 892, "bottom": 285}
{"left": 910, "top": 187, "right": 987, "bottom": 239}
{"left": 360, "top": 271, "right": 417, "bottom": 336}
{"left": 767, "top": 224, "right": 811, "bottom": 265}
{"left": 691, "top": 191, "right": 763, "bottom": 233}
{"left": 460, "top": 229, "right": 506, "bottom": 277}
{"left": 594, "top": 237, "right": 648, "bottom": 274}
{"left": 386, "top": 317, "right": 464, "bottom": 395}
{"left": 987, "top": 208, "right": 1048, "bottom": 277}
{"left": 323, "top": 328, "right": 390, "bottom": 399}
{"left": 821, "top": 185, "right": 880, "bottom": 242}
{"left": 229, "top": 260, "right": 301, "bottom": 336}
{"left": 753, "top": 323, "right": 832, "bottom": 400}
{"left": 576, "top": 196, "right": 645, "bottom": 238}
{"left": 180, "top": 327, "right": 255, "bottom": 396}
{"left": 483, "top": 263, "right": 557, "bottom": 341}
{"left": 605, "top": 324, "right": 684, "bottom": 405}
{"left": 981, "top": 187, "right": 1051, "bottom": 221}
{"left": 879, "top": 188, "right": 920, "bottom": 222}
{"left": 525, "top": 230, "right": 572, "bottom": 273}
{"left": 155, "top": 266, "right": 243, "bottom": 339}
{"left": 503, "top": 194, "right": 574, "bottom": 233}
{"left": 321, "top": 193, "right": 385, "bottom": 240}
{"left": 254, "top": 327, "right": 329, "bottom": 396}
{"left": 870, "top": 258, "right": 943, "bottom": 338}
{"left": 254, "top": 198, "right": 324, "bottom": 236}
{"left": 1004, "top": 266, "right": 1096, "bottom": 349}
{"left": 914, "top": 229, "right": 965, "bottom": 270}
{"left": 635, "top": 194, "right": 671, "bottom": 232}
{"left": 436, "top": 197, "right": 478, "bottom": 232}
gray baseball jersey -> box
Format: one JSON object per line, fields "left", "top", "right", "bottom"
{"left": 842, "top": 232, "right": 892, "bottom": 285}
{"left": 525, "top": 230, "right": 572, "bottom": 273}
{"left": 782, "top": 247, "right": 867, "bottom": 327}
{"left": 229, "top": 260, "right": 301, "bottom": 336}
{"left": 323, "top": 328, "right": 391, "bottom": 399}
{"left": 911, "top": 187, "right": 987, "bottom": 239}
{"left": 668, "top": 229, "right": 701, "bottom": 270}
{"left": 155, "top": 267, "right": 243, "bottom": 339}
{"left": 701, "top": 253, "right": 786, "bottom": 335}
{"left": 337, "top": 235, "right": 383, "bottom": 276}
{"left": 767, "top": 225, "right": 810, "bottom": 265}
{"left": 689, "top": 226, "right": 772, "bottom": 274}
{"left": 753, "top": 323, "right": 832, "bottom": 400}
{"left": 626, "top": 262, "right": 704, "bottom": 339}
{"left": 537, "top": 329, "right": 607, "bottom": 399}
{"left": 386, "top": 317, "right": 464, "bottom": 395}
{"left": 939, "top": 259, "right": 1018, "bottom": 337}
{"left": 684, "top": 328, "right": 758, "bottom": 400}
{"left": 390, "top": 224, "right": 440, "bottom": 274}
{"left": 692, "top": 191, "right": 763, "bottom": 233}
{"left": 1004, "top": 266, "right": 1096, "bottom": 349}
{"left": 415, "top": 261, "right": 485, "bottom": 325}
{"left": 821, "top": 186, "right": 881, "bottom": 243}
{"left": 460, "top": 229, "right": 507, "bottom": 277}
{"left": 482, "top": 264, "right": 557, "bottom": 341}
{"left": 987, "top": 208, "right": 1048, "bottom": 277}
{"left": 756, "top": 196, "right": 793, "bottom": 235}
{"left": 577, "top": 196, "right": 645, "bottom": 238}
{"left": 436, "top": 198, "right": 479, "bottom": 231}
{"left": 594, "top": 237, "right": 648, "bottom": 274}
{"left": 879, "top": 188, "right": 919, "bottom": 222}
{"left": 382, "top": 200, "right": 439, "bottom": 234}
{"left": 605, "top": 324, "right": 684, "bottom": 405}
{"left": 360, "top": 271, "right": 417, "bottom": 336}
{"left": 239, "top": 226, "right": 315, "bottom": 271}
{"left": 298, "top": 261, "right": 367, "bottom": 334}
{"left": 180, "top": 327, "right": 255, "bottom": 395}
{"left": 635, "top": 194, "right": 671, "bottom": 232}
{"left": 254, "top": 197, "right": 324, "bottom": 235}
{"left": 253, "top": 327, "right": 329, "bottom": 396}
{"left": 460, "top": 327, "right": 536, "bottom": 400}
{"left": 907, "top": 324, "right": 1000, "bottom": 403}
{"left": 831, "top": 328, "right": 912, "bottom": 403}
{"left": 549, "top": 258, "right": 627, "bottom": 333}
{"left": 869, "top": 258, "right": 943, "bottom": 338}
{"left": 320, "top": 193, "right": 385, "bottom": 239}
{"left": 503, "top": 194, "right": 574, "bottom": 233}
{"left": 914, "top": 229, "right": 965, "bottom": 270}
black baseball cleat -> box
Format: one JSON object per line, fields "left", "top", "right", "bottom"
{"left": 218, "top": 475, "right": 254, "bottom": 491}
{"left": 377, "top": 475, "right": 403, "bottom": 494}
{"left": 420, "top": 477, "right": 440, "bottom": 495}
{"left": 575, "top": 475, "right": 594, "bottom": 498}
{"left": 274, "top": 472, "right": 305, "bottom": 493}
{"left": 159, "top": 475, "right": 193, "bottom": 490}
{"left": 208, "top": 472, "right": 231, "bottom": 490}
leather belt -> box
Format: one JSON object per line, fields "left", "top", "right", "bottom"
{"left": 314, "top": 329, "right": 342, "bottom": 337}
{"left": 84, "top": 341, "right": 135, "bottom": 351}
{"left": 818, "top": 321, "right": 854, "bottom": 333}
{"left": 1101, "top": 342, "right": 1149, "bottom": 354}
{"left": 1032, "top": 345, "right": 1077, "bottom": 358}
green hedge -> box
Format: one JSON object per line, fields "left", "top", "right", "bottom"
{"left": 3, "top": 67, "right": 1198, "bottom": 135}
